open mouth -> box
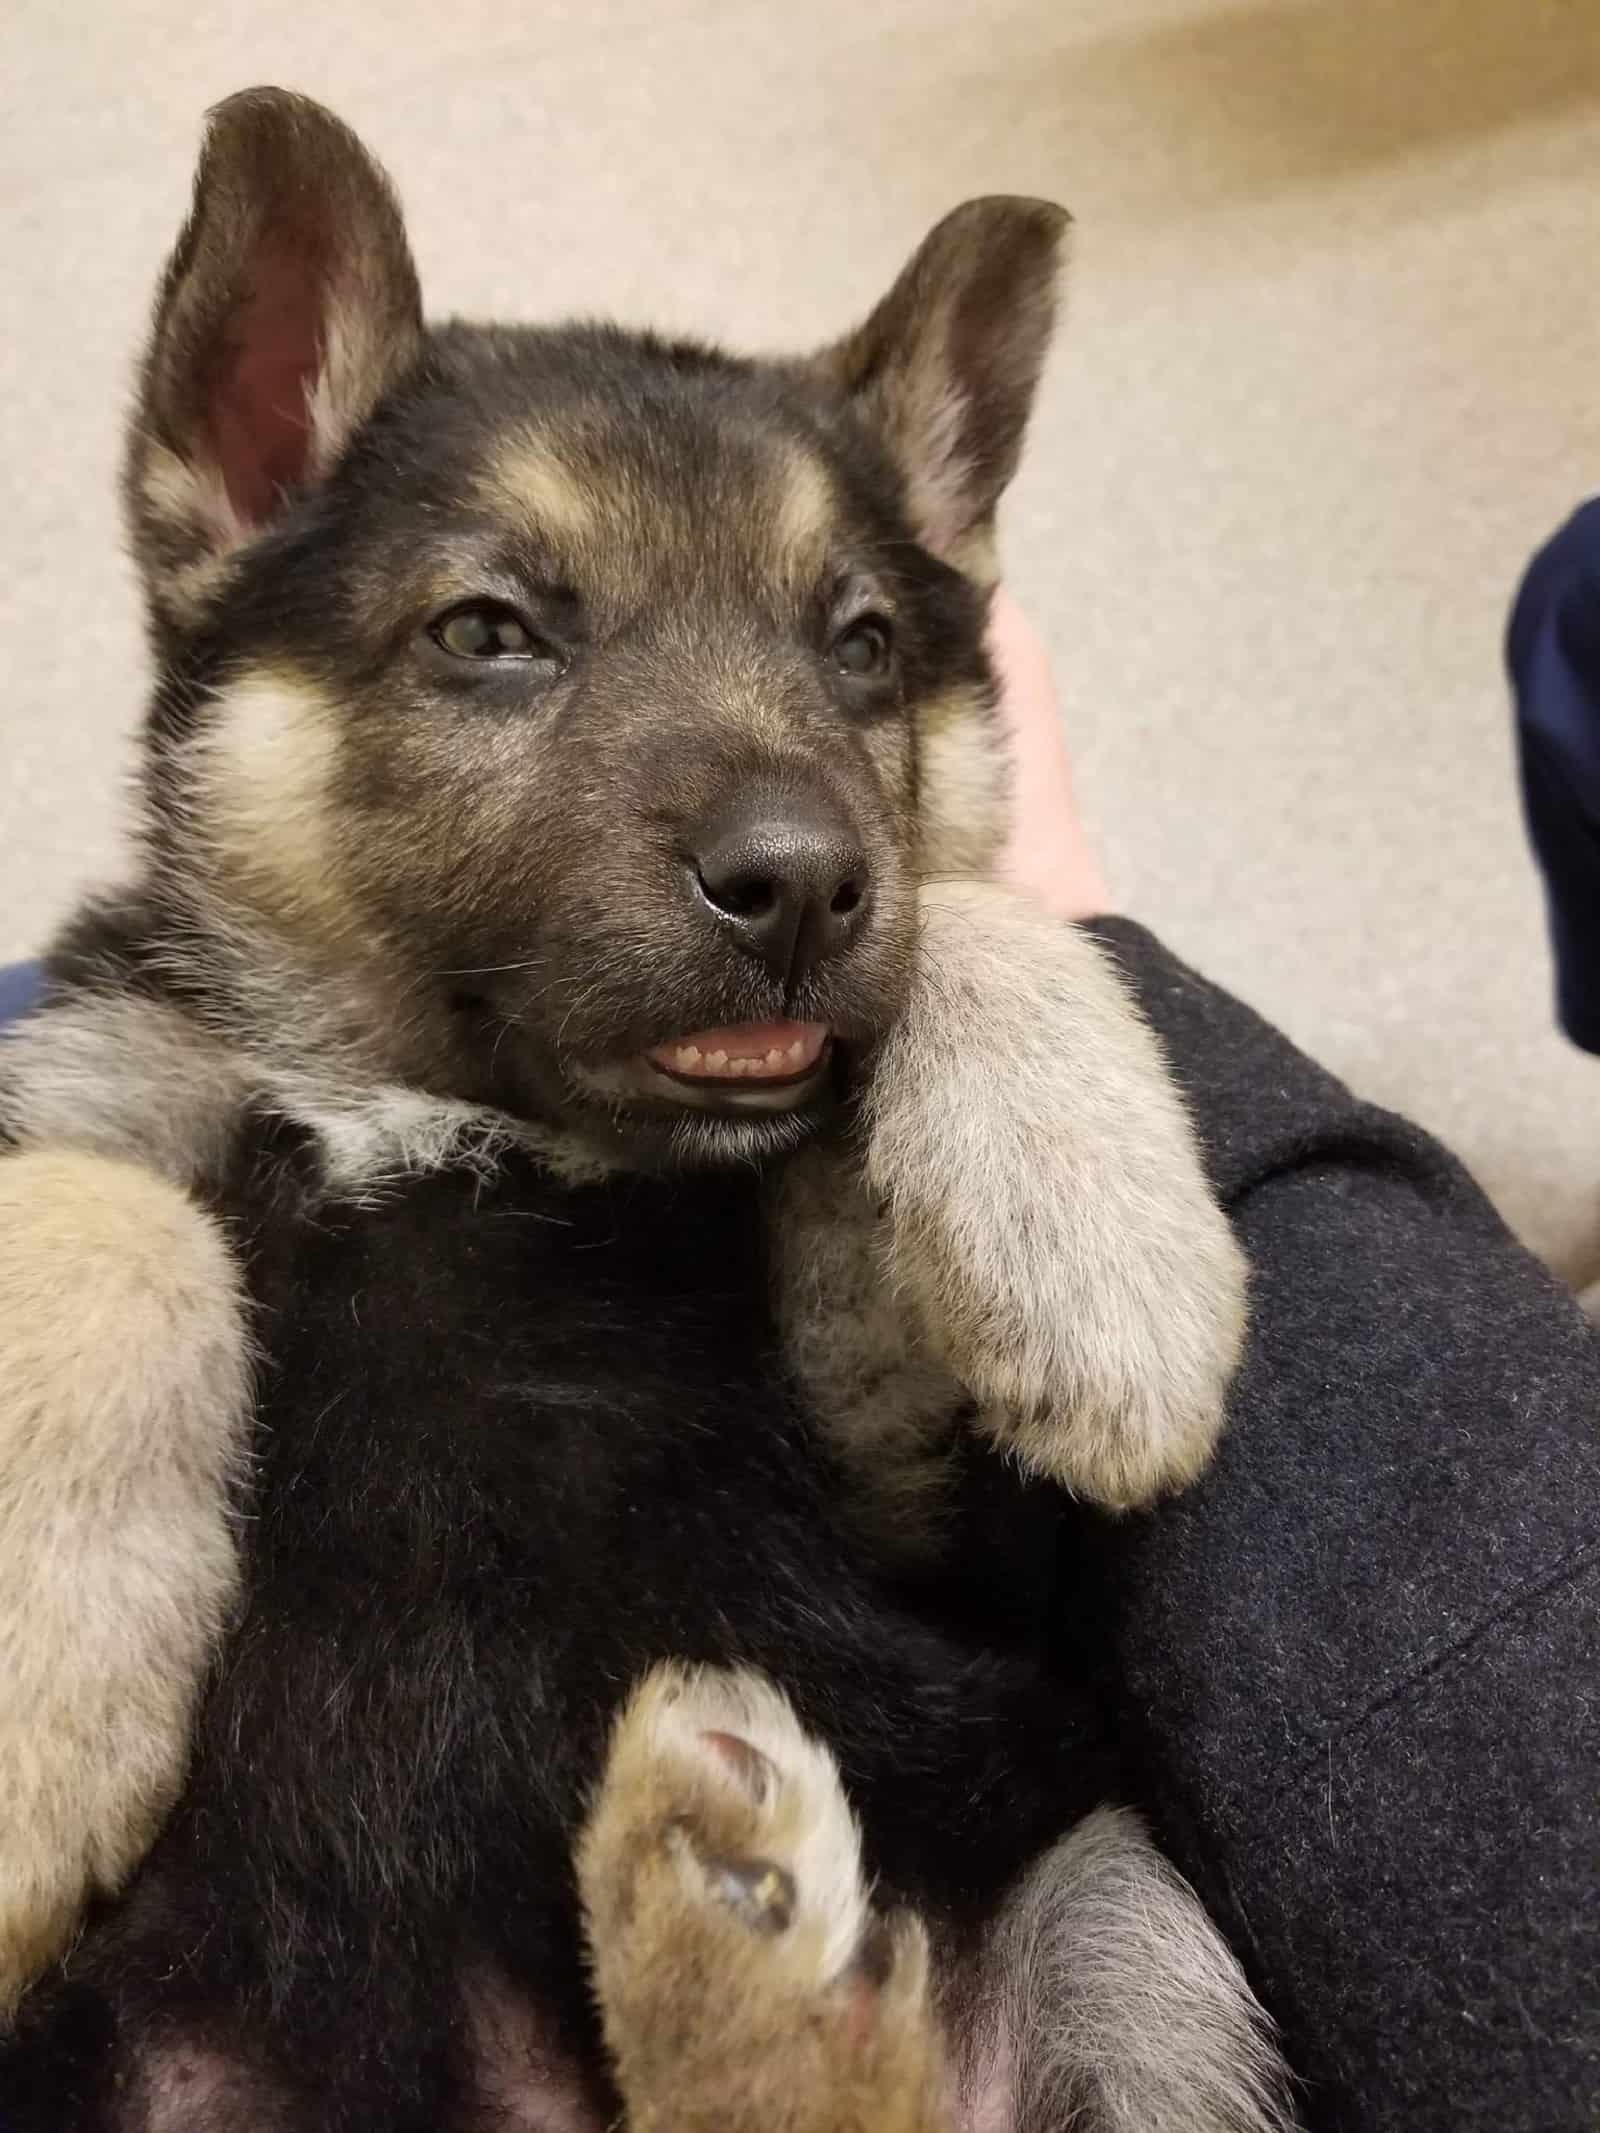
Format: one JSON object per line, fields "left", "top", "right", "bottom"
{"left": 642, "top": 1019, "right": 832, "bottom": 1106}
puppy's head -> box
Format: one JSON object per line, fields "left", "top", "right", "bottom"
{"left": 128, "top": 90, "right": 1065, "bottom": 1164}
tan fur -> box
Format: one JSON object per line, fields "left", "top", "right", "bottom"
{"left": 136, "top": 442, "right": 247, "bottom": 621}
{"left": 138, "top": 440, "right": 245, "bottom": 552}
{"left": 858, "top": 880, "right": 1248, "bottom": 1509}
{"left": 479, "top": 438, "right": 597, "bottom": 549}
{"left": 0, "top": 1149, "right": 251, "bottom": 2014}
{"left": 305, "top": 291, "right": 417, "bottom": 481}
{"left": 969, "top": 1808, "right": 1294, "bottom": 2133}
{"left": 578, "top": 1664, "right": 953, "bottom": 2133}
{"left": 125, "top": 460, "right": 240, "bottom": 624}
{"left": 893, "top": 380, "right": 983, "bottom": 567}
{"left": 944, "top": 523, "right": 1001, "bottom": 589}
{"left": 772, "top": 447, "right": 837, "bottom": 586}
{"left": 183, "top": 669, "right": 353, "bottom": 936}
{"left": 915, "top": 682, "right": 1011, "bottom": 877}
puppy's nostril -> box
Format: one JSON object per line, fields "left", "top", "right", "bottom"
{"left": 830, "top": 877, "right": 863, "bottom": 917}
{"left": 699, "top": 866, "right": 778, "bottom": 921}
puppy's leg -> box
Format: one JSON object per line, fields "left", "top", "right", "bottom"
{"left": 0, "top": 1149, "right": 250, "bottom": 2013}
{"left": 578, "top": 1664, "right": 955, "bottom": 2133}
{"left": 769, "top": 1145, "right": 968, "bottom": 1556}
{"left": 971, "top": 1806, "right": 1295, "bottom": 2133}
{"left": 862, "top": 879, "right": 1248, "bottom": 1508}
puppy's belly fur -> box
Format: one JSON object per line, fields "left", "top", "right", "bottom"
{"left": 2, "top": 1152, "right": 1097, "bottom": 2131}
{"left": 133, "top": 1976, "right": 609, "bottom": 2133}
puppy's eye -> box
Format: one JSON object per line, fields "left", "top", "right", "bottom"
{"left": 431, "top": 601, "right": 553, "bottom": 664}
{"left": 831, "top": 617, "right": 893, "bottom": 679}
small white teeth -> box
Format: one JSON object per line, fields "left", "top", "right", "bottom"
{"left": 655, "top": 1029, "right": 824, "bottom": 1081}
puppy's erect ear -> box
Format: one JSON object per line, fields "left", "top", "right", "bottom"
{"left": 816, "top": 199, "right": 1069, "bottom": 577}
{"left": 126, "top": 88, "right": 422, "bottom": 628}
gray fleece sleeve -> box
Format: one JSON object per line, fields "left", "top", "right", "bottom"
{"left": 1069, "top": 917, "right": 1600, "bottom": 2133}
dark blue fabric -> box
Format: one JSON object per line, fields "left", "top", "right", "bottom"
{"left": 1508, "top": 498, "right": 1600, "bottom": 1053}
{"left": 0, "top": 961, "right": 42, "bottom": 1030}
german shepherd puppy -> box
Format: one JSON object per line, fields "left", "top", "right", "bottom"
{"left": 0, "top": 93, "right": 1285, "bottom": 2132}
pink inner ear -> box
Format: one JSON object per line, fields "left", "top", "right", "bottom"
{"left": 208, "top": 244, "right": 326, "bottom": 527}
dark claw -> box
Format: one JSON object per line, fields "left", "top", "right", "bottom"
{"left": 850, "top": 1914, "right": 895, "bottom": 1989}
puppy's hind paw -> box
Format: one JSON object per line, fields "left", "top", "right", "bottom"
{"left": 578, "top": 1664, "right": 954, "bottom": 2133}
{"left": 866, "top": 883, "right": 1248, "bottom": 1510}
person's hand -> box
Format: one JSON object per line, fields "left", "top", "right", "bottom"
{"left": 987, "top": 587, "right": 1113, "bottom": 921}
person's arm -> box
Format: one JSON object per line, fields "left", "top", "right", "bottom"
{"left": 988, "top": 596, "right": 1600, "bottom": 2132}
{"left": 1508, "top": 497, "right": 1600, "bottom": 1053}
{"left": 1071, "top": 917, "right": 1599, "bottom": 2133}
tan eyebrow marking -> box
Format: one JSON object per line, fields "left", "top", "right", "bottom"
{"left": 478, "top": 436, "right": 596, "bottom": 548}
{"left": 770, "top": 446, "right": 836, "bottom": 585}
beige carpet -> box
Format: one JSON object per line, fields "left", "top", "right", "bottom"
{"left": 3, "top": 0, "right": 1598, "bottom": 1280}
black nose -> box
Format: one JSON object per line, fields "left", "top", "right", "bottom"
{"left": 691, "top": 797, "right": 871, "bottom": 985}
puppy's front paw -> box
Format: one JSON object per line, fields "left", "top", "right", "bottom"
{"left": 0, "top": 1738, "right": 175, "bottom": 2017}
{"left": 0, "top": 1149, "right": 250, "bottom": 2012}
{"left": 955, "top": 1202, "right": 1246, "bottom": 1514}
{"left": 579, "top": 1664, "right": 952, "bottom": 2133}
{"left": 866, "top": 884, "right": 1247, "bottom": 1510}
